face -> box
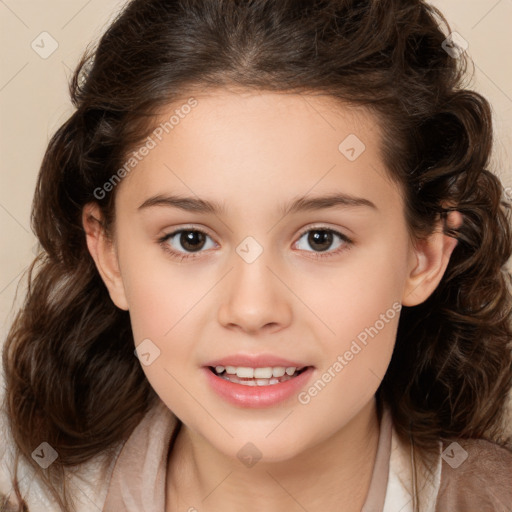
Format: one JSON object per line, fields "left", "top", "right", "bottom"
{"left": 86, "top": 89, "right": 448, "bottom": 463}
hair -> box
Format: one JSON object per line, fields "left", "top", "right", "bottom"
{"left": 2, "top": 0, "right": 512, "bottom": 510}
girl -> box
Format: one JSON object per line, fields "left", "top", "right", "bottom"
{"left": 2, "top": 0, "right": 512, "bottom": 511}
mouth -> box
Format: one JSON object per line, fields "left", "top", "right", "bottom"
{"left": 207, "top": 365, "right": 310, "bottom": 386}
{"left": 203, "top": 364, "right": 316, "bottom": 408}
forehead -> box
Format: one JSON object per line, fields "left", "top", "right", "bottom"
{"left": 114, "top": 89, "right": 399, "bottom": 215}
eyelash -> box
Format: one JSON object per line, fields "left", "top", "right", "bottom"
{"left": 158, "top": 226, "right": 353, "bottom": 262}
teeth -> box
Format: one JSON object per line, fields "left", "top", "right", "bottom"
{"left": 220, "top": 374, "right": 295, "bottom": 386}
{"left": 211, "top": 365, "right": 307, "bottom": 386}
{"left": 215, "top": 366, "right": 299, "bottom": 378}
{"left": 237, "top": 367, "right": 255, "bottom": 378}
{"left": 271, "top": 367, "right": 286, "bottom": 377}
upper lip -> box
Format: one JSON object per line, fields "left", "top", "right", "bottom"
{"left": 204, "top": 353, "right": 312, "bottom": 369}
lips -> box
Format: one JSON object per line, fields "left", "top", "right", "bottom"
{"left": 202, "top": 365, "right": 315, "bottom": 408}
{"left": 201, "top": 353, "right": 315, "bottom": 407}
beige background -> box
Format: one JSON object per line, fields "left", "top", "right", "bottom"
{"left": 1, "top": 1, "right": 512, "bottom": 425}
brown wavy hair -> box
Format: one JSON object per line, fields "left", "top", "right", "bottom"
{"left": 3, "top": 0, "right": 512, "bottom": 510}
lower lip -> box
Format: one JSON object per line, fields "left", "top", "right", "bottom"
{"left": 202, "top": 366, "right": 315, "bottom": 408}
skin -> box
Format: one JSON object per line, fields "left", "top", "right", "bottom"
{"left": 83, "top": 89, "right": 460, "bottom": 512}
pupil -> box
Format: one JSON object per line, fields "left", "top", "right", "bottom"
{"left": 309, "top": 230, "right": 332, "bottom": 252}
{"left": 181, "top": 231, "right": 205, "bottom": 252}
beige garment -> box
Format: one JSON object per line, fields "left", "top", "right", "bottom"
{"left": 435, "top": 436, "right": 512, "bottom": 511}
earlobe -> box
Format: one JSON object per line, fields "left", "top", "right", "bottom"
{"left": 402, "top": 211, "right": 462, "bottom": 307}
{"left": 82, "top": 203, "right": 129, "bottom": 311}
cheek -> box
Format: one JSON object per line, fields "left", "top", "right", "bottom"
{"left": 291, "top": 234, "right": 407, "bottom": 390}
{"left": 118, "top": 236, "right": 201, "bottom": 342}
{"left": 295, "top": 234, "right": 408, "bottom": 338}
{"left": 118, "top": 242, "right": 209, "bottom": 392}
{"left": 123, "top": 260, "right": 203, "bottom": 409}
{"left": 295, "top": 270, "right": 402, "bottom": 425}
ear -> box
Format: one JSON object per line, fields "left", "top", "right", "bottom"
{"left": 82, "top": 202, "right": 129, "bottom": 311}
{"left": 402, "top": 210, "right": 463, "bottom": 307}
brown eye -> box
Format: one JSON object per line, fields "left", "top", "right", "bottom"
{"left": 160, "top": 229, "right": 216, "bottom": 256}
{"left": 179, "top": 230, "right": 207, "bottom": 252}
{"left": 307, "top": 230, "right": 334, "bottom": 252}
{"left": 295, "top": 228, "right": 352, "bottom": 256}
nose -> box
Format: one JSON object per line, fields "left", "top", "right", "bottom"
{"left": 217, "top": 247, "right": 293, "bottom": 335}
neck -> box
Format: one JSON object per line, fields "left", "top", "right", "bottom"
{"left": 166, "top": 398, "right": 381, "bottom": 512}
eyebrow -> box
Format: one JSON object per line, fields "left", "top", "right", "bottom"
{"left": 137, "top": 192, "right": 377, "bottom": 215}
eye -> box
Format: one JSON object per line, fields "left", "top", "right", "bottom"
{"left": 158, "top": 226, "right": 352, "bottom": 262}
{"left": 159, "top": 228, "right": 216, "bottom": 260}
{"left": 294, "top": 227, "right": 352, "bottom": 257}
